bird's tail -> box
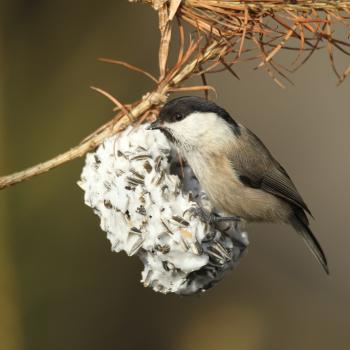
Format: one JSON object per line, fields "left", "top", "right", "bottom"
{"left": 290, "top": 209, "right": 329, "bottom": 275}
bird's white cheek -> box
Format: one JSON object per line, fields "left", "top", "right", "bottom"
{"left": 163, "top": 112, "right": 236, "bottom": 153}
{"left": 164, "top": 120, "right": 204, "bottom": 146}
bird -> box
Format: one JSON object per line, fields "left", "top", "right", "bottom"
{"left": 147, "top": 95, "right": 329, "bottom": 274}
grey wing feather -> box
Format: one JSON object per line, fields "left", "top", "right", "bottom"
{"left": 232, "top": 127, "right": 312, "bottom": 216}
{"left": 261, "top": 166, "right": 312, "bottom": 216}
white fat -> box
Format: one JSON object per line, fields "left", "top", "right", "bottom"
{"left": 78, "top": 124, "right": 248, "bottom": 295}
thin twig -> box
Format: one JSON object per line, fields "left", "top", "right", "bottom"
{"left": 98, "top": 58, "right": 158, "bottom": 83}
{"left": 158, "top": 1, "right": 173, "bottom": 80}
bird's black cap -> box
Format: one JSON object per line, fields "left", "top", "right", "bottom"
{"left": 157, "top": 96, "right": 240, "bottom": 135}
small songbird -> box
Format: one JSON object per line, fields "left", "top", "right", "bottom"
{"left": 148, "top": 96, "right": 329, "bottom": 274}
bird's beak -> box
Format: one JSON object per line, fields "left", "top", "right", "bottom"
{"left": 146, "top": 119, "right": 162, "bottom": 130}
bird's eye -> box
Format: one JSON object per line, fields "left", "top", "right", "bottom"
{"left": 174, "top": 113, "right": 184, "bottom": 122}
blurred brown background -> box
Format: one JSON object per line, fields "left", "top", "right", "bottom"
{"left": 1, "top": 1, "right": 350, "bottom": 350}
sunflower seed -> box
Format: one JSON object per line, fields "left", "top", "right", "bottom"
{"left": 131, "top": 154, "right": 152, "bottom": 161}
{"left": 104, "top": 181, "right": 112, "bottom": 190}
{"left": 116, "top": 169, "right": 125, "bottom": 176}
{"left": 162, "top": 261, "right": 175, "bottom": 272}
{"left": 155, "top": 156, "right": 162, "bottom": 172}
{"left": 179, "top": 236, "right": 189, "bottom": 251}
{"left": 128, "top": 237, "right": 144, "bottom": 256}
{"left": 94, "top": 155, "right": 101, "bottom": 164}
{"left": 130, "top": 168, "right": 145, "bottom": 180}
{"left": 152, "top": 170, "right": 165, "bottom": 185}
{"left": 161, "top": 219, "right": 174, "bottom": 236}
{"left": 162, "top": 261, "right": 170, "bottom": 271}
{"left": 207, "top": 248, "right": 225, "bottom": 265}
{"left": 161, "top": 184, "right": 169, "bottom": 192}
{"left": 171, "top": 215, "right": 189, "bottom": 227}
{"left": 124, "top": 210, "right": 131, "bottom": 223}
{"left": 143, "top": 269, "right": 153, "bottom": 287}
{"left": 130, "top": 226, "right": 142, "bottom": 235}
{"left": 211, "top": 241, "right": 231, "bottom": 260}
{"left": 143, "top": 161, "right": 152, "bottom": 173}
{"left": 208, "top": 247, "right": 223, "bottom": 259}
{"left": 104, "top": 200, "right": 113, "bottom": 209}
{"left": 117, "top": 150, "right": 127, "bottom": 159}
{"left": 111, "top": 240, "right": 120, "bottom": 251}
{"left": 202, "top": 231, "right": 217, "bottom": 243}
{"left": 127, "top": 176, "right": 144, "bottom": 186}
{"left": 189, "top": 241, "right": 203, "bottom": 255}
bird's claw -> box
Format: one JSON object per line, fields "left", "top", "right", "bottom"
{"left": 211, "top": 214, "right": 241, "bottom": 224}
{"left": 184, "top": 206, "right": 211, "bottom": 223}
{"left": 185, "top": 206, "right": 241, "bottom": 226}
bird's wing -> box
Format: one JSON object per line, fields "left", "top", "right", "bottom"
{"left": 260, "top": 166, "right": 312, "bottom": 216}
{"left": 230, "top": 127, "right": 312, "bottom": 216}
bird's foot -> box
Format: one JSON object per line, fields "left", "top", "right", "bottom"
{"left": 185, "top": 206, "right": 240, "bottom": 226}
{"left": 211, "top": 214, "right": 241, "bottom": 224}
